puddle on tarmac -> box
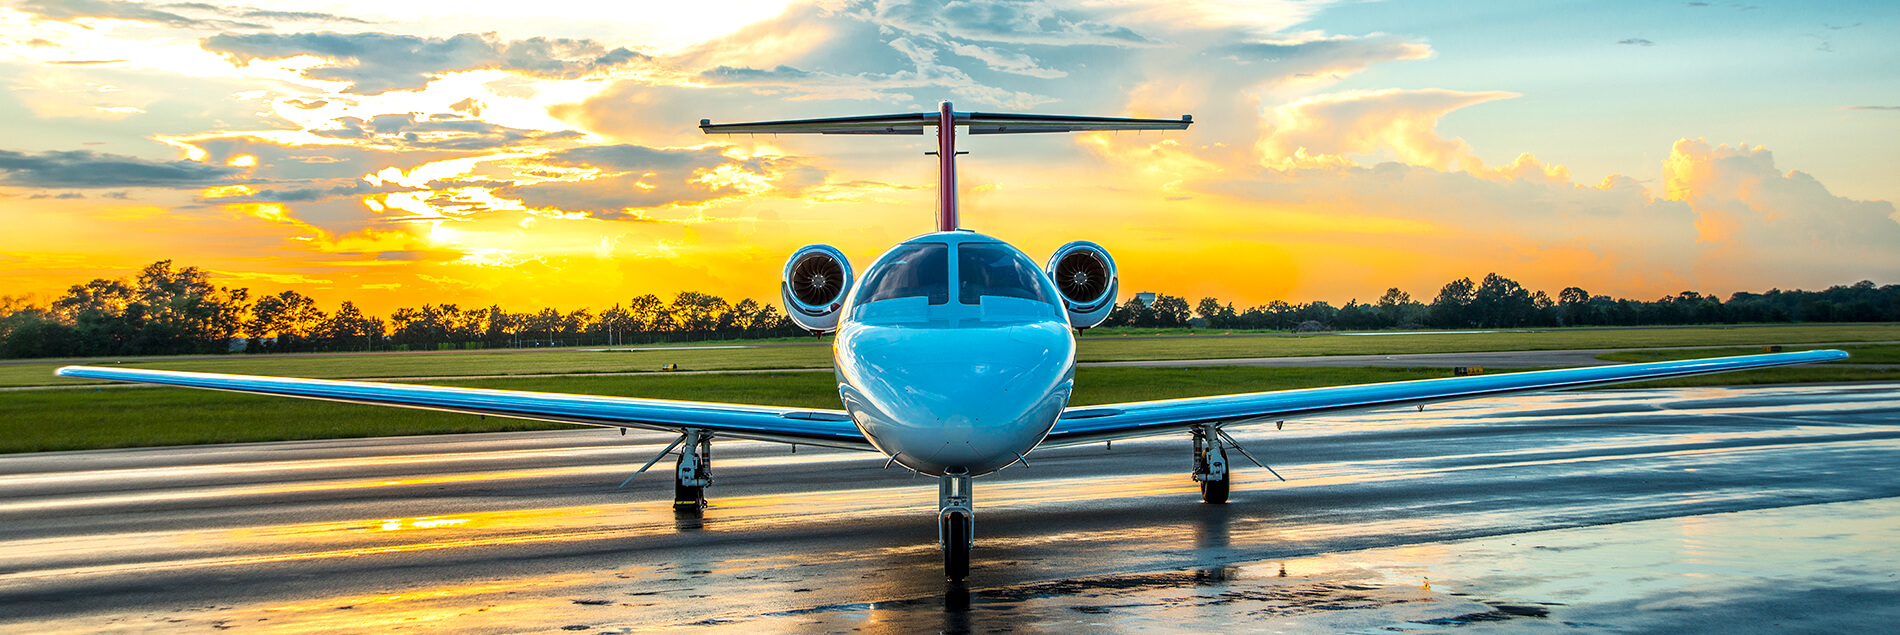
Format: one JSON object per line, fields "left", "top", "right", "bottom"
{"left": 31, "top": 497, "right": 1900, "bottom": 633}
{"left": 653, "top": 496, "right": 1900, "bottom": 633}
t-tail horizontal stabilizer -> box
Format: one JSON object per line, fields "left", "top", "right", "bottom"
{"left": 700, "top": 101, "right": 1193, "bottom": 232}
{"left": 698, "top": 111, "right": 1191, "bottom": 135}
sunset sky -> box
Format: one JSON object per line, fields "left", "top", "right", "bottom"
{"left": 2, "top": 0, "right": 1896, "bottom": 316}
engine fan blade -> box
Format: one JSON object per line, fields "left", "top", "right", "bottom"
{"left": 790, "top": 255, "right": 846, "bottom": 305}
{"left": 1055, "top": 252, "right": 1108, "bottom": 301}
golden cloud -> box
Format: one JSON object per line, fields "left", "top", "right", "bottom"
{"left": 1259, "top": 88, "right": 1519, "bottom": 170}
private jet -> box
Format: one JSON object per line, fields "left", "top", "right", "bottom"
{"left": 57, "top": 102, "right": 1846, "bottom": 581}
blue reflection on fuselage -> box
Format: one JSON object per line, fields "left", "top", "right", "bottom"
{"left": 833, "top": 232, "right": 1076, "bottom": 476}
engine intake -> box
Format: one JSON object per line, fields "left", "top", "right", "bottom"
{"left": 781, "top": 244, "right": 854, "bottom": 333}
{"left": 1045, "top": 241, "right": 1118, "bottom": 329}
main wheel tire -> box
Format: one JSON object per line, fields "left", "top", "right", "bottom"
{"left": 673, "top": 482, "right": 704, "bottom": 510}
{"left": 1200, "top": 476, "right": 1230, "bottom": 504}
{"left": 944, "top": 512, "right": 970, "bottom": 582}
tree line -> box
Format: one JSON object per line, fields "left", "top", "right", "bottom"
{"left": 1107, "top": 273, "right": 1900, "bottom": 331}
{"left": 2, "top": 261, "right": 1896, "bottom": 359}
{"left": 0, "top": 260, "right": 803, "bottom": 359}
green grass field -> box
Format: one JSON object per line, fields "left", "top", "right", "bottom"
{"left": 1597, "top": 343, "right": 1900, "bottom": 364}
{"left": 5, "top": 361, "right": 1895, "bottom": 454}
{"left": 0, "top": 345, "right": 836, "bottom": 388}
{"left": 1073, "top": 324, "right": 1900, "bottom": 362}
{"left": 6, "top": 323, "right": 1894, "bottom": 388}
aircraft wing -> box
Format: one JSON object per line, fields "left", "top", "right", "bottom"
{"left": 1040, "top": 350, "right": 1848, "bottom": 448}
{"left": 54, "top": 366, "right": 874, "bottom": 451}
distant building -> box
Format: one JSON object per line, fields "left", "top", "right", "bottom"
{"left": 1133, "top": 292, "right": 1156, "bottom": 307}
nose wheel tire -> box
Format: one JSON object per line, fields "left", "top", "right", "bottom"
{"left": 1199, "top": 475, "right": 1230, "bottom": 504}
{"left": 943, "top": 511, "right": 970, "bottom": 582}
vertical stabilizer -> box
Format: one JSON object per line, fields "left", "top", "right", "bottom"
{"left": 936, "top": 102, "right": 958, "bottom": 231}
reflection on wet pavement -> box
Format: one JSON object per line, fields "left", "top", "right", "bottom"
{"left": 1, "top": 383, "right": 1897, "bottom": 632}
{"left": 616, "top": 499, "right": 1900, "bottom": 633}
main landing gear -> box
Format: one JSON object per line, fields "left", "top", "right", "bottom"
{"left": 1191, "top": 423, "right": 1229, "bottom": 504}
{"left": 674, "top": 429, "right": 713, "bottom": 511}
{"left": 939, "top": 469, "right": 974, "bottom": 581}
{"left": 1190, "top": 423, "right": 1286, "bottom": 504}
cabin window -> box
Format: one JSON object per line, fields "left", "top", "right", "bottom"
{"left": 856, "top": 243, "right": 950, "bottom": 306}
{"left": 958, "top": 243, "right": 1054, "bottom": 305}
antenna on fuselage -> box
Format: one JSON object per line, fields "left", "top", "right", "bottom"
{"left": 700, "top": 103, "right": 1193, "bottom": 232}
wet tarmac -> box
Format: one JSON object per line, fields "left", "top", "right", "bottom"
{"left": 2, "top": 383, "right": 1897, "bottom": 632}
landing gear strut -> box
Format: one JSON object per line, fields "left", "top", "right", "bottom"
{"left": 674, "top": 429, "right": 713, "bottom": 510}
{"left": 1192, "top": 423, "right": 1229, "bottom": 504}
{"left": 938, "top": 469, "right": 974, "bottom": 581}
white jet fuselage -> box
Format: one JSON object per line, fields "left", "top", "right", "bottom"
{"left": 832, "top": 231, "right": 1076, "bottom": 476}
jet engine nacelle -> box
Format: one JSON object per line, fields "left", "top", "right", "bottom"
{"left": 781, "top": 244, "right": 855, "bottom": 333}
{"left": 1044, "top": 241, "right": 1118, "bottom": 329}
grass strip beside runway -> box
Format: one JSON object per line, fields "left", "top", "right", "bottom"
{"left": 4, "top": 365, "right": 1896, "bottom": 454}
{"left": 1071, "top": 324, "right": 1900, "bottom": 362}
{"left": 5, "top": 323, "right": 1896, "bottom": 389}
{"left": 1597, "top": 343, "right": 1900, "bottom": 364}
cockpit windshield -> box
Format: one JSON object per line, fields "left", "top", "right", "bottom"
{"left": 958, "top": 243, "right": 1054, "bottom": 305}
{"left": 855, "top": 243, "right": 949, "bottom": 306}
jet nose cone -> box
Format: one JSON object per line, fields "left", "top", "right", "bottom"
{"left": 837, "top": 321, "right": 1074, "bottom": 476}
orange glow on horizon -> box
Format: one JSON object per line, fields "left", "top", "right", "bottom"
{"left": 1, "top": 1, "right": 1894, "bottom": 317}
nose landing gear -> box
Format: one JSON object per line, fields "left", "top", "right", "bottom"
{"left": 939, "top": 469, "right": 974, "bottom": 581}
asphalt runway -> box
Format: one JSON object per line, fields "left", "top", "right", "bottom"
{"left": 3, "top": 383, "right": 1899, "bottom": 632}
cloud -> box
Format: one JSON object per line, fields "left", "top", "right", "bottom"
{"left": 1662, "top": 138, "right": 1900, "bottom": 284}
{"left": 1618, "top": 38, "right": 1656, "bottom": 46}
{"left": 1181, "top": 137, "right": 1900, "bottom": 303}
{"left": 650, "top": 1, "right": 1428, "bottom": 130}
{"left": 884, "top": 36, "right": 1052, "bottom": 108}
{"left": 671, "top": 0, "right": 1172, "bottom": 107}
{"left": 17, "top": 0, "right": 370, "bottom": 28}
{"left": 211, "top": 180, "right": 402, "bottom": 203}
{"left": 203, "top": 31, "right": 649, "bottom": 94}
{"left": 944, "top": 41, "right": 1065, "bottom": 78}
{"left": 674, "top": 3, "right": 1057, "bottom": 109}
{"left": 553, "top": 83, "right": 756, "bottom": 146}
{"left": 873, "top": 0, "right": 1155, "bottom": 46}
{"left": 222, "top": 8, "right": 369, "bottom": 24}
{"left": 0, "top": 149, "right": 240, "bottom": 188}
{"left": 1470, "top": 153, "right": 1570, "bottom": 183}
{"left": 1843, "top": 106, "right": 1900, "bottom": 111}
{"left": 698, "top": 65, "right": 815, "bottom": 82}
{"left": 1259, "top": 88, "right": 1518, "bottom": 170}
{"left": 1100, "top": 30, "right": 1436, "bottom": 168}
{"left": 1204, "top": 33, "right": 1432, "bottom": 73}
{"left": 1124, "top": 160, "right": 1702, "bottom": 304}
{"left": 307, "top": 114, "right": 574, "bottom": 151}
{"left": 16, "top": 0, "right": 252, "bottom": 28}
{"left": 160, "top": 132, "right": 474, "bottom": 184}
{"left": 493, "top": 145, "right": 824, "bottom": 220}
